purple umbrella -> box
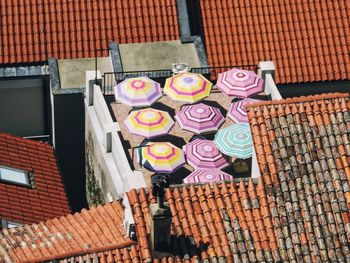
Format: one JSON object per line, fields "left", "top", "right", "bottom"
{"left": 228, "top": 98, "right": 260, "bottom": 123}
{"left": 114, "top": 77, "right": 161, "bottom": 107}
{"left": 183, "top": 169, "right": 232, "bottom": 184}
{"left": 175, "top": 103, "right": 224, "bottom": 134}
{"left": 183, "top": 139, "right": 229, "bottom": 169}
{"left": 216, "top": 68, "right": 264, "bottom": 97}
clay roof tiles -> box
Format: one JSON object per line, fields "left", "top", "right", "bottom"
{"left": 0, "top": 201, "right": 134, "bottom": 263}
{"left": 126, "top": 176, "right": 350, "bottom": 262}
{"left": 0, "top": 132, "right": 70, "bottom": 225}
{"left": 0, "top": 0, "right": 180, "bottom": 65}
{"left": 127, "top": 182, "right": 281, "bottom": 262}
{"left": 199, "top": 0, "right": 350, "bottom": 84}
{"left": 246, "top": 93, "right": 350, "bottom": 261}
{"left": 1, "top": 94, "right": 350, "bottom": 262}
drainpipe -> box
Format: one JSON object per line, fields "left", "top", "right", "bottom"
{"left": 176, "top": 0, "right": 191, "bottom": 38}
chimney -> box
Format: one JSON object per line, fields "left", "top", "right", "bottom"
{"left": 150, "top": 174, "right": 172, "bottom": 258}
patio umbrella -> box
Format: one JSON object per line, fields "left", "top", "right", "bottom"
{"left": 183, "top": 139, "right": 229, "bottom": 169}
{"left": 175, "top": 103, "right": 224, "bottom": 134}
{"left": 124, "top": 108, "right": 174, "bottom": 138}
{"left": 164, "top": 72, "right": 212, "bottom": 103}
{"left": 228, "top": 98, "right": 260, "bottom": 123}
{"left": 114, "top": 77, "right": 161, "bottom": 107}
{"left": 183, "top": 169, "right": 232, "bottom": 184}
{"left": 137, "top": 142, "right": 185, "bottom": 173}
{"left": 214, "top": 123, "right": 253, "bottom": 159}
{"left": 216, "top": 68, "right": 264, "bottom": 97}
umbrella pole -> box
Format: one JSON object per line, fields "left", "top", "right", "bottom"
{"left": 137, "top": 147, "right": 142, "bottom": 167}
{"left": 158, "top": 195, "right": 165, "bottom": 208}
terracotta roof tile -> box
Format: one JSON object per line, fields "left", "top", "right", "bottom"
{"left": 247, "top": 93, "right": 350, "bottom": 261}
{"left": 0, "top": 0, "right": 180, "bottom": 65}
{"left": 127, "top": 182, "right": 281, "bottom": 262}
{"left": 0, "top": 201, "right": 134, "bottom": 263}
{"left": 200, "top": 0, "right": 350, "bottom": 84}
{"left": 0, "top": 132, "right": 70, "bottom": 225}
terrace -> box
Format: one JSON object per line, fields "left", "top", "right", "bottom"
{"left": 85, "top": 61, "right": 282, "bottom": 198}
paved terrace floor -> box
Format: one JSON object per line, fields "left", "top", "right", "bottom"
{"left": 110, "top": 86, "right": 268, "bottom": 187}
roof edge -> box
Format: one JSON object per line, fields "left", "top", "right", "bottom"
{"left": 246, "top": 92, "right": 349, "bottom": 109}
{"left": 127, "top": 178, "right": 259, "bottom": 199}
{"left": 22, "top": 240, "right": 136, "bottom": 263}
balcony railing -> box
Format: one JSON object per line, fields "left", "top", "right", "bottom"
{"left": 101, "top": 65, "right": 257, "bottom": 96}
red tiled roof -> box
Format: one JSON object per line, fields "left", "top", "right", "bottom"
{"left": 246, "top": 92, "right": 350, "bottom": 185}
{"left": 127, "top": 176, "right": 350, "bottom": 262}
{"left": 0, "top": 201, "right": 134, "bottom": 263}
{"left": 0, "top": 132, "right": 70, "bottom": 225}
{"left": 200, "top": 1, "right": 350, "bottom": 84}
{"left": 246, "top": 93, "right": 350, "bottom": 260}
{"left": 57, "top": 245, "right": 141, "bottom": 263}
{"left": 0, "top": 0, "right": 180, "bottom": 65}
{"left": 127, "top": 183, "right": 280, "bottom": 262}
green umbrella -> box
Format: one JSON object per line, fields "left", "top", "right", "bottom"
{"left": 214, "top": 123, "right": 253, "bottom": 159}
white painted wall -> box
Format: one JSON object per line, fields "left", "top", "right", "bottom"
{"left": 258, "top": 61, "right": 282, "bottom": 100}
{"left": 85, "top": 71, "right": 146, "bottom": 202}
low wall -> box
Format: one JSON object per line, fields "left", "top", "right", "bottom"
{"left": 85, "top": 71, "right": 146, "bottom": 206}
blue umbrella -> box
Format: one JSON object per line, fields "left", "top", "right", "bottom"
{"left": 214, "top": 124, "right": 253, "bottom": 159}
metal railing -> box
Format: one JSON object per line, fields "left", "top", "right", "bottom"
{"left": 101, "top": 65, "right": 257, "bottom": 95}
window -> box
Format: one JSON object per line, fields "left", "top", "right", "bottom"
{"left": 1, "top": 219, "right": 23, "bottom": 229}
{"left": 0, "top": 166, "right": 30, "bottom": 186}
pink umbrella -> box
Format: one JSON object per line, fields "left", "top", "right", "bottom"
{"left": 183, "top": 139, "right": 229, "bottom": 169}
{"left": 216, "top": 68, "right": 264, "bottom": 97}
{"left": 175, "top": 103, "right": 224, "bottom": 134}
{"left": 228, "top": 98, "right": 260, "bottom": 123}
{"left": 183, "top": 169, "right": 232, "bottom": 184}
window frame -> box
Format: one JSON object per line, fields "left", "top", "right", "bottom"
{"left": 0, "top": 165, "right": 31, "bottom": 188}
{"left": 1, "top": 219, "right": 23, "bottom": 229}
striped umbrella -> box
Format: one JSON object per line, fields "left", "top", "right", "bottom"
{"left": 114, "top": 77, "right": 161, "bottom": 107}
{"left": 228, "top": 98, "right": 260, "bottom": 123}
{"left": 137, "top": 142, "right": 185, "bottom": 173}
{"left": 214, "top": 123, "right": 253, "bottom": 159}
{"left": 183, "top": 139, "right": 229, "bottom": 169}
{"left": 175, "top": 103, "right": 224, "bottom": 134}
{"left": 164, "top": 72, "right": 212, "bottom": 103}
{"left": 124, "top": 108, "right": 174, "bottom": 138}
{"left": 216, "top": 68, "right": 264, "bottom": 97}
{"left": 183, "top": 169, "right": 232, "bottom": 184}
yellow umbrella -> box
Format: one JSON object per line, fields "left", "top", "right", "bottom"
{"left": 124, "top": 108, "right": 174, "bottom": 138}
{"left": 164, "top": 72, "right": 212, "bottom": 103}
{"left": 137, "top": 142, "right": 185, "bottom": 173}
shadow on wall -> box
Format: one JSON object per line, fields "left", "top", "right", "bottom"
{"left": 54, "top": 93, "right": 88, "bottom": 211}
{"left": 86, "top": 132, "right": 104, "bottom": 206}
{"left": 277, "top": 80, "right": 350, "bottom": 98}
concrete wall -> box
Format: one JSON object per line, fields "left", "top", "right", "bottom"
{"left": 85, "top": 108, "right": 116, "bottom": 205}
{"left": 119, "top": 40, "right": 201, "bottom": 71}
{"left": 85, "top": 71, "right": 146, "bottom": 205}
{"left": 258, "top": 61, "right": 282, "bottom": 100}
{"left": 58, "top": 57, "right": 113, "bottom": 90}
